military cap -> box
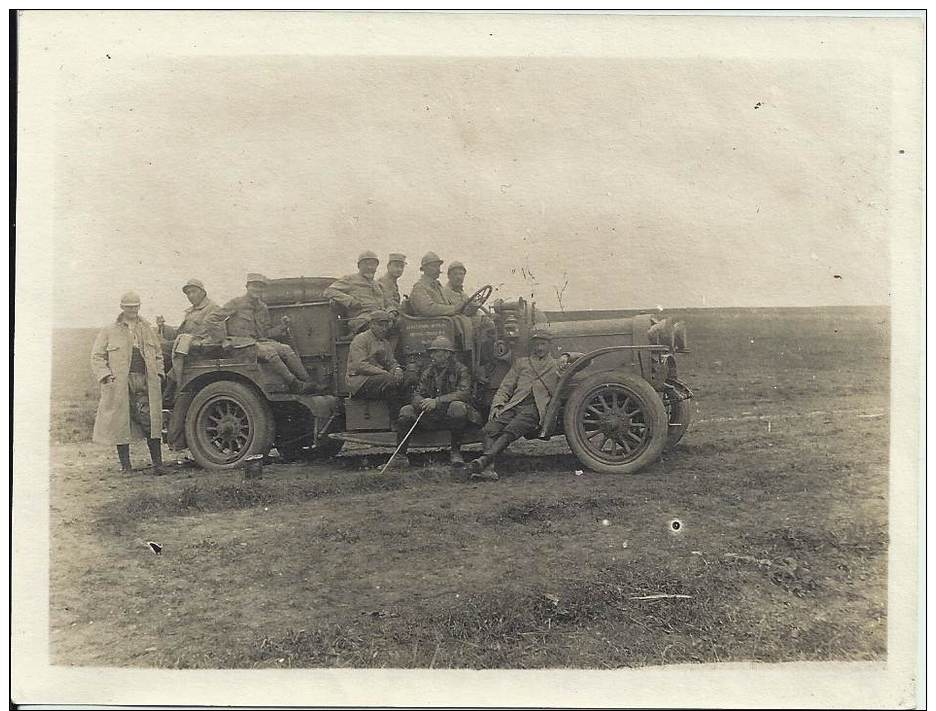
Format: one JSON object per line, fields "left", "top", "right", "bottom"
{"left": 357, "top": 250, "right": 380, "bottom": 264}
{"left": 246, "top": 273, "right": 269, "bottom": 285}
{"left": 427, "top": 335, "right": 456, "bottom": 352}
{"left": 182, "top": 278, "right": 206, "bottom": 294}
{"left": 119, "top": 291, "right": 141, "bottom": 307}
{"left": 420, "top": 251, "right": 444, "bottom": 268}
{"left": 368, "top": 309, "right": 393, "bottom": 322}
{"left": 447, "top": 260, "right": 467, "bottom": 274}
{"left": 388, "top": 252, "right": 407, "bottom": 265}
{"left": 529, "top": 328, "right": 554, "bottom": 341}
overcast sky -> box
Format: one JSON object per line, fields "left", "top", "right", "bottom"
{"left": 50, "top": 42, "right": 899, "bottom": 326}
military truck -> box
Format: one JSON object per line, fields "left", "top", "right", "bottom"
{"left": 166, "top": 277, "right": 692, "bottom": 474}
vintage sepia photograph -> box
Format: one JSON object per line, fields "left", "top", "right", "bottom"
{"left": 12, "top": 10, "right": 923, "bottom": 708}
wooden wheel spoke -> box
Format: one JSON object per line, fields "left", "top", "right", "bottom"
{"left": 614, "top": 434, "right": 633, "bottom": 453}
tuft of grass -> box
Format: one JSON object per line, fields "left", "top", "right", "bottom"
{"left": 102, "top": 469, "right": 422, "bottom": 525}
{"left": 50, "top": 400, "right": 97, "bottom": 444}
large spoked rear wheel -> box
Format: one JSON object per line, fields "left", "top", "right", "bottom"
{"left": 563, "top": 371, "right": 668, "bottom": 474}
{"left": 185, "top": 380, "right": 275, "bottom": 470}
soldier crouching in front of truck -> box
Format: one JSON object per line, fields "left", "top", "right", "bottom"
{"left": 468, "top": 328, "right": 560, "bottom": 482}
{"left": 388, "top": 335, "right": 482, "bottom": 471}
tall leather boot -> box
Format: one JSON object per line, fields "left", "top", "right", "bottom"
{"left": 469, "top": 434, "right": 513, "bottom": 480}
{"left": 147, "top": 438, "right": 167, "bottom": 476}
{"left": 263, "top": 354, "right": 304, "bottom": 393}
{"left": 116, "top": 444, "right": 132, "bottom": 473}
{"left": 282, "top": 349, "right": 312, "bottom": 381}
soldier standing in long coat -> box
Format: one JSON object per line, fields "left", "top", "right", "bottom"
{"left": 90, "top": 291, "right": 166, "bottom": 474}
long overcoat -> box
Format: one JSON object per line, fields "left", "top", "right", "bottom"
{"left": 490, "top": 354, "right": 560, "bottom": 427}
{"left": 90, "top": 315, "right": 164, "bottom": 445}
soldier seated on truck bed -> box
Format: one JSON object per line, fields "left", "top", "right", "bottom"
{"left": 206, "top": 273, "right": 319, "bottom": 394}
{"left": 346, "top": 309, "right": 407, "bottom": 406}
{"left": 324, "top": 251, "right": 399, "bottom": 336}
{"left": 389, "top": 335, "right": 482, "bottom": 471}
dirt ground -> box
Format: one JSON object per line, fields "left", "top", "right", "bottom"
{"left": 48, "top": 306, "right": 889, "bottom": 668}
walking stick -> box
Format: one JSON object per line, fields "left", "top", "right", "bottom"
{"left": 379, "top": 409, "right": 425, "bottom": 475}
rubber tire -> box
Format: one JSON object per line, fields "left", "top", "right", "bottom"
{"left": 663, "top": 379, "right": 693, "bottom": 450}
{"left": 562, "top": 371, "right": 668, "bottom": 474}
{"left": 184, "top": 380, "right": 275, "bottom": 470}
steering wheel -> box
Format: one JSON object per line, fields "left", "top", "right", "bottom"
{"left": 460, "top": 284, "right": 493, "bottom": 314}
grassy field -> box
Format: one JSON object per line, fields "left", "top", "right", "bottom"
{"left": 49, "top": 306, "right": 889, "bottom": 668}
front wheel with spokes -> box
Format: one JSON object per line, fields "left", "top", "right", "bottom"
{"left": 185, "top": 380, "right": 274, "bottom": 470}
{"left": 562, "top": 371, "right": 668, "bottom": 474}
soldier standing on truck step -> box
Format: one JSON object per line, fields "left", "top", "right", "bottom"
{"left": 156, "top": 278, "right": 219, "bottom": 455}
{"left": 468, "top": 329, "right": 561, "bottom": 481}
{"left": 389, "top": 335, "right": 482, "bottom": 470}
{"left": 324, "top": 251, "right": 397, "bottom": 334}
{"left": 377, "top": 253, "right": 407, "bottom": 310}
{"left": 90, "top": 291, "right": 167, "bottom": 475}
{"left": 156, "top": 278, "right": 218, "bottom": 397}
{"left": 206, "top": 273, "right": 319, "bottom": 394}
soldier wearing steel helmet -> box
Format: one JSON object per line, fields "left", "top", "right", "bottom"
{"left": 468, "top": 328, "right": 561, "bottom": 481}
{"left": 157, "top": 279, "right": 218, "bottom": 346}
{"left": 324, "top": 250, "right": 397, "bottom": 334}
{"left": 408, "top": 252, "right": 463, "bottom": 317}
{"left": 90, "top": 291, "right": 167, "bottom": 475}
{"left": 155, "top": 278, "right": 219, "bottom": 453}
{"left": 441, "top": 260, "right": 470, "bottom": 310}
{"left": 156, "top": 278, "right": 218, "bottom": 389}
{"left": 206, "top": 273, "right": 318, "bottom": 394}
{"left": 389, "top": 335, "right": 480, "bottom": 469}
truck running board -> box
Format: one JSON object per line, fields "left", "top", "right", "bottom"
{"left": 330, "top": 428, "right": 483, "bottom": 449}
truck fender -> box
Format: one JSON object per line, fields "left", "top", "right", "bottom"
{"left": 539, "top": 345, "right": 665, "bottom": 438}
